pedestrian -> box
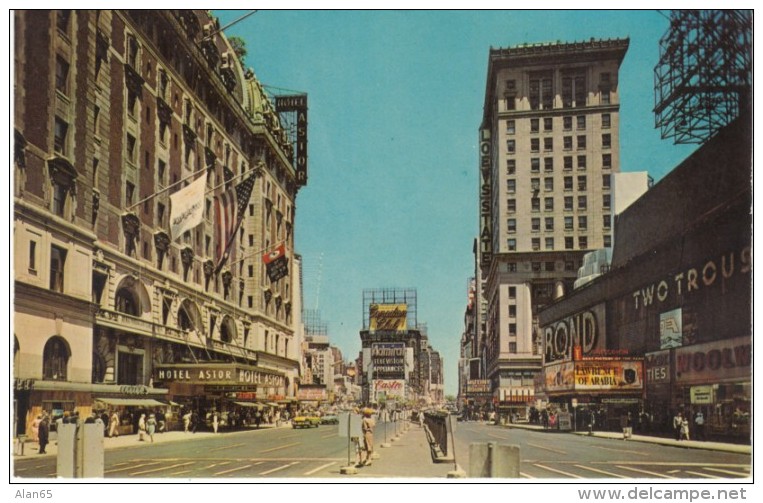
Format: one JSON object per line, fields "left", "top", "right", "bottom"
{"left": 673, "top": 412, "right": 683, "bottom": 441}
{"left": 30, "top": 415, "right": 41, "bottom": 443}
{"left": 138, "top": 413, "right": 147, "bottom": 441}
{"left": 541, "top": 409, "right": 549, "bottom": 429}
{"left": 146, "top": 414, "right": 156, "bottom": 442}
{"left": 694, "top": 411, "right": 705, "bottom": 441}
{"left": 361, "top": 409, "right": 375, "bottom": 466}
{"left": 419, "top": 410, "right": 425, "bottom": 428}
{"left": 255, "top": 410, "right": 262, "bottom": 429}
{"left": 156, "top": 410, "right": 166, "bottom": 433}
{"left": 212, "top": 410, "right": 219, "bottom": 434}
{"left": 621, "top": 412, "right": 633, "bottom": 440}
{"left": 37, "top": 415, "right": 50, "bottom": 455}
{"left": 191, "top": 410, "right": 199, "bottom": 433}
{"left": 680, "top": 417, "right": 690, "bottom": 441}
{"left": 183, "top": 411, "right": 192, "bottom": 433}
{"left": 109, "top": 410, "right": 120, "bottom": 438}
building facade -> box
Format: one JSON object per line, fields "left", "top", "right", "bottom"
{"left": 537, "top": 116, "right": 751, "bottom": 439}
{"left": 478, "top": 39, "right": 629, "bottom": 419}
{"left": 13, "top": 10, "right": 305, "bottom": 436}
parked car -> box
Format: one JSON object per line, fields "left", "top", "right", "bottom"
{"left": 320, "top": 414, "right": 339, "bottom": 425}
{"left": 292, "top": 414, "right": 321, "bottom": 428}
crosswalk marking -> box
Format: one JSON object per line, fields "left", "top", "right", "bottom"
{"left": 533, "top": 464, "right": 582, "bottom": 478}
{"left": 617, "top": 465, "right": 674, "bottom": 478}
{"left": 527, "top": 442, "right": 567, "bottom": 455}
{"left": 704, "top": 467, "right": 751, "bottom": 477}
{"left": 105, "top": 462, "right": 162, "bottom": 474}
{"left": 519, "top": 472, "right": 535, "bottom": 478}
{"left": 574, "top": 464, "right": 628, "bottom": 478}
{"left": 210, "top": 443, "right": 245, "bottom": 451}
{"left": 214, "top": 464, "right": 251, "bottom": 476}
{"left": 131, "top": 462, "right": 195, "bottom": 476}
{"left": 592, "top": 445, "right": 650, "bottom": 456}
{"left": 304, "top": 462, "right": 335, "bottom": 475}
{"left": 259, "top": 442, "right": 300, "bottom": 453}
{"left": 684, "top": 470, "right": 721, "bottom": 478}
{"left": 259, "top": 462, "right": 299, "bottom": 475}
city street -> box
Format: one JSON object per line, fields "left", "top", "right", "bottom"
{"left": 13, "top": 419, "right": 751, "bottom": 480}
{"left": 450, "top": 421, "right": 751, "bottom": 479}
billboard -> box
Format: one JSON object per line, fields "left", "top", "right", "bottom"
{"left": 371, "top": 342, "right": 406, "bottom": 379}
{"left": 542, "top": 304, "right": 607, "bottom": 363}
{"left": 573, "top": 360, "right": 643, "bottom": 391}
{"left": 369, "top": 303, "right": 407, "bottom": 331}
{"left": 373, "top": 379, "right": 405, "bottom": 400}
{"left": 544, "top": 362, "right": 575, "bottom": 392}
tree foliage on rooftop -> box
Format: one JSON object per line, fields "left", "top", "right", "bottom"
{"left": 228, "top": 36, "right": 247, "bottom": 64}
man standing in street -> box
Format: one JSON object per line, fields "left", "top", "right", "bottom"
{"left": 694, "top": 411, "right": 705, "bottom": 441}
{"left": 361, "top": 409, "right": 375, "bottom": 467}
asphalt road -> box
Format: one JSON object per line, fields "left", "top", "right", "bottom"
{"left": 14, "top": 424, "right": 357, "bottom": 479}
{"left": 451, "top": 421, "right": 751, "bottom": 479}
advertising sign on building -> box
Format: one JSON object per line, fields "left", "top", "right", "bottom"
{"left": 155, "top": 364, "right": 285, "bottom": 388}
{"left": 645, "top": 350, "right": 671, "bottom": 384}
{"left": 275, "top": 95, "right": 308, "bottom": 187}
{"left": 296, "top": 386, "right": 328, "bottom": 401}
{"left": 674, "top": 336, "right": 751, "bottom": 384}
{"left": 659, "top": 308, "right": 683, "bottom": 349}
{"left": 544, "top": 362, "right": 575, "bottom": 392}
{"left": 691, "top": 385, "right": 714, "bottom": 404}
{"left": 373, "top": 379, "right": 405, "bottom": 400}
{"left": 479, "top": 128, "right": 492, "bottom": 268}
{"left": 371, "top": 342, "right": 406, "bottom": 379}
{"left": 369, "top": 303, "right": 407, "bottom": 331}
{"left": 542, "top": 304, "right": 607, "bottom": 363}
{"left": 573, "top": 360, "right": 643, "bottom": 391}
{"left": 467, "top": 379, "right": 491, "bottom": 394}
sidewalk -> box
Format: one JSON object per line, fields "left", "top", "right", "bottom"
{"left": 12, "top": 422, "right": 288, "bottom": 460}
{"left": 348, "top": 422, "right": 456, "bottom": 479}
{"left": 500, "top": 421, "right": 751, "bottom": 455}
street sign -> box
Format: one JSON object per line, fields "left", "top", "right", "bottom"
{"left": 571, "top": 398, "right": 578, "bottom": 408}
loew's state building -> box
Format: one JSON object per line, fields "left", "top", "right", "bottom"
{"left": 13, "top": 10, "right": 307, "bottom": 437}
{"left": 478, "top": 39, "right": 629, "bottom": 418}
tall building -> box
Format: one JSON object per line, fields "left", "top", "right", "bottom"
{"left": 13, "top": 10, "right": 306, "bottom": 437}
{"left": 478, "top": 39, "right": 629, "bottom": 419}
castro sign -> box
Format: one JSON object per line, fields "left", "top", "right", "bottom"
{"left": 543, "top": 304, "right": 606, "bottom": 363}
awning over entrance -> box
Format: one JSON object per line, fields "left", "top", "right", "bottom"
{"left": 233, "top": 401, "right": 264, "bottom": 409}
{"left": 94, "top": 397, "right": 167, "bottom": 407}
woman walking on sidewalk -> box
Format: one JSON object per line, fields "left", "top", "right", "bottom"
{"left": 146, "top": 414, "right": 157, "bottom": 442}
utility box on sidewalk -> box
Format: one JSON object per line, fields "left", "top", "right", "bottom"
{"left": 469, "top": 442, "right": 520, "bottom": 478}
{"left": 56, "top": 423, "right": 104, "bottom": 478}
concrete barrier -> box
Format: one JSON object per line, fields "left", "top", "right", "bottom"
{"left": 468, "top": 442, "right": 520, "bottom": 478}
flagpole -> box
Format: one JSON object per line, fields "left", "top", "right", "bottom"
{"left": 125, "top": 165, "right": 259, "bottom": 213}
{"left": 221, "top": 238, "right": 290, "bottom": 272}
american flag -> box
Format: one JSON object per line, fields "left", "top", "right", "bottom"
{"left": 214, "top": 174, "right": 256, "bottom": 273}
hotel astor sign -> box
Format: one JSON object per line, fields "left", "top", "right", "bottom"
{"left": 155, "top": 364, "right": 285, "bottom": 388}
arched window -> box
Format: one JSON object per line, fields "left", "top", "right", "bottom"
{"left": 220, "top": 322, "right": 231, "bottom": 343}
{"left": 178, "top": 305, "right": 194, "bottom": 331}
{"left": 115, "top": 288, "right": 139, "bottom": 316}
{"left": 43, "top": 337, "right": 70, "bottom": 381}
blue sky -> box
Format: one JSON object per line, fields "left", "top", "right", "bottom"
{"left": 216, "top": 10, "right": 698, "bottom": 397}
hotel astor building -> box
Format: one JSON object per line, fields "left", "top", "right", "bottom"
{"left": 13, "top": 10, "right": 307, "bottom": 436}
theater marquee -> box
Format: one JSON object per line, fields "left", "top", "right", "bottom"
{"left": 155, "top": 364, "right": 285, "bottom": 388}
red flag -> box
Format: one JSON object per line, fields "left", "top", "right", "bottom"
{"left": 263, "top": 243, "right": 288, "bottom": 282}
{"left": 214, "top": 174, "right": 255, "bottom": 273}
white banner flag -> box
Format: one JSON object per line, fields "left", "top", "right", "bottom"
{"left": 170, "top": 173, "right": 207, "bottom": 240}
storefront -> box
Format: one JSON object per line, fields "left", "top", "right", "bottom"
{"left": 15, "top": 380, "right": 169, "bottom": 435}
{"left": 154, "top": 363, "right": 287, "bottom": 429}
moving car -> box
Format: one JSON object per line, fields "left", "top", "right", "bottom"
{"left": 292, "top": 414, "right": 320, "bottom": 428}
{"left": 320, "top": 414, "right": 339, "bottom": 425}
